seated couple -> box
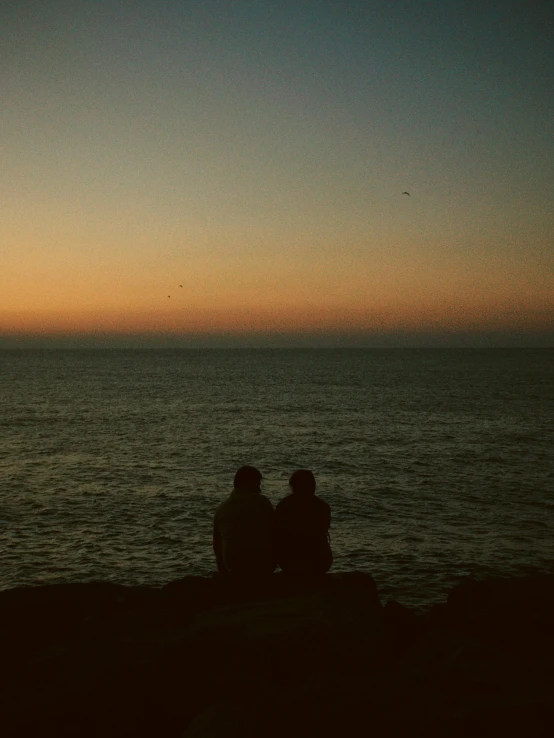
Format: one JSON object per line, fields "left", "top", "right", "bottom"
{"left": 213, "top": 465, "right": 332, "bottom": 577}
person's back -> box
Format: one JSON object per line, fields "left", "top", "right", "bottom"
{"left": 275, "top": 470, "right": 332, "bottom": 576}
{"left": 213, "top": 465, "right": 276, "bottom": 577}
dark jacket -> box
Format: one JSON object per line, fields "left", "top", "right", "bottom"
{"left": 275, "top": 492, "right": 332, "bottom": 575}
{"left": 213, "top": 487, "right": 276, "bottom": 576}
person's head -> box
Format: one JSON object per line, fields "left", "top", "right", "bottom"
{"left": 234, "top": 465, "right": 263, "bottom": 493}
{"left": 289, "top": 469, "right": 316, "bottom": 496}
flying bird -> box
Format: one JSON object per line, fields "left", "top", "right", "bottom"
{"left": 179, "top": 285, "right": 183, "bottom": 288}
{"left": 402, "top": 191, "right": 410, "bottom": 196}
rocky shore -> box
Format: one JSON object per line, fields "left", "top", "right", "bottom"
{"left": 1, "top": 572, "right": 553, "bottom": 737}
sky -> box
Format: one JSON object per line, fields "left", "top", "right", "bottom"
{"left": 2, "top": 0, "right": 553, "bottom": 347}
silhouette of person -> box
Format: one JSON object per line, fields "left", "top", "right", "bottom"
{"left": 275, "top": 470, "right": 332, "bottom": 576}
{"left": 213, "top": 465, "right": 276, "bottom": 578}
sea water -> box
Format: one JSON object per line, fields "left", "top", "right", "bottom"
{"left": 1, "top": 348, "right": 552, "bottom": 609}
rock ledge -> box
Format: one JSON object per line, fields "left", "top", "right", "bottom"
{"left": 1, "top": 572, "right": 553, "bottom": 737}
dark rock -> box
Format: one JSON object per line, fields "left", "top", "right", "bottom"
{"left": 184, "top": 699, "right": 256, "bottom": 738}
{"left": 0, "top": 581, "right": 155, "bottom": 686}
{"left": 442, "top": 575, "right": 554, "bottom": 656}
{"left": 458, "top": 700, "right": 554, "bottom": 737}
{"left": 384, "top": 599, "right": 425, "bottom": 662}
{"left": 1, "top": 573, "right": 552, "bottom": 737}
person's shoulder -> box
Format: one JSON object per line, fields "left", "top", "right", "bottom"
{"left": 259, "top": 493, "right": 275, "bottom": 509}
{"left": 214, "top": 494, "right": 233, "bottom": 515}
{"left": 276, "top": 494, "right": 294, "bottom": 509}
{"left": 314, "top": 495, "right": 330, "bottom": 510}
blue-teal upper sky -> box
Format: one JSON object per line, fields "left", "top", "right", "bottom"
{"left": 2, "top": 1, "right": 553, "bottom": 346}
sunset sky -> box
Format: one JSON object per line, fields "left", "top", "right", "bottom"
{"left": 2, "top": 0, "right": 553, "bottom": 347}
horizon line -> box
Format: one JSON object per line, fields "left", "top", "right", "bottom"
{"left": 1, "top": 330, "right": 552, "bottom": 350}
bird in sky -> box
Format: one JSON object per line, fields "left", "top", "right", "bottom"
{"left": 402, "top": 191, "right": 410, "bottom": 196}
{"left": 179, "top": 285, "right": 183, "bottom": 288}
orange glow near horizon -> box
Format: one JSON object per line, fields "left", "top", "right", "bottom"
{"left": 2, "top": 290, "right": 552, "bottom": 338}
{"left": 3, "top": 225, "right": 552, "bottom": 340}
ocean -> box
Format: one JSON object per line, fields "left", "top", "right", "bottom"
{"left": 1, "top": 348, "right": 552, "bottom": 610}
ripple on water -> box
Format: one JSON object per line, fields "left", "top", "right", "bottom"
{"left": 1, "top": 348, "right": 553, "bottom": 608}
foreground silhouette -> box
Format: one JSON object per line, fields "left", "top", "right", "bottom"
{"left": 213, "top": 467, "right": 332, "bottom": 579}
{"left": 276, "top": 469, "right": 332, "bottom": 575}
{"left": 2, "top": 573, "right": 553, "bottom": 737}
{"left": 212, "top": 465, "right": 276, "bottom": 577}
